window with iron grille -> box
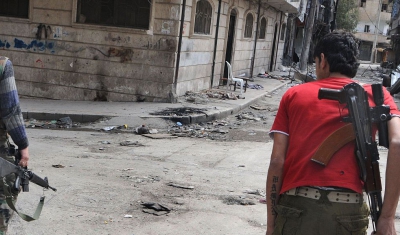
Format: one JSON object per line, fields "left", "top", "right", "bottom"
{"left": 194, "top": 0, "right": 212, "bottom": 35}
{"left": 280, "top": 23, "right": 286, "bottom": 40}
{"left": 259, "top": 17, "right": 267, "bottom": 39}
{"left": 244, "top": 13, "right": 253, "bottom": 38}
{"left": 0, "top": 0, "right": 29, "bottom": 18}
{"left": 76, "top": 0, "right": 151, "bottom": 29}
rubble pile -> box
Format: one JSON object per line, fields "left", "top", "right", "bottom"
{"left": 166, "top": 111, "right": 267, "bottom": 141}
{"left": 150, "top": 107, "right": 208, "bottom": 116}
{"left": 167, "top": 121, "right": 230, "bottom": 140}
{"left": 182, "top": 90, "right": 245, "bottom": 102}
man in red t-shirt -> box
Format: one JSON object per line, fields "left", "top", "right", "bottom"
{"left": 266, "top": 31, "right": 400, "bottom": 235}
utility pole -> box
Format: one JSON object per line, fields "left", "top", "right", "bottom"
{"left": 370, "top": 0, "right": 383, "bottom": 63}
{"left": 299, "top": 0, "right": 317, "bottom": 72}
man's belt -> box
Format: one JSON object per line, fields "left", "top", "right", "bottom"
{"left": 285, "top": 186, "right": 362, "bottom": 204}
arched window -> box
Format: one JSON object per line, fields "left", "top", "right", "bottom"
{"left": 280, "top": 23, "right": 286, "bottom": 40}
{"left": 194, "top": 0, "right": 212, "bottom": 35}
{"left": 244, "top": 13, "right": 253, "bottom": 38}
{"left": 259, "top": 17, "right": 267, "bottom": 39}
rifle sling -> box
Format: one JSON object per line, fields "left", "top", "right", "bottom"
{"left": 2, "top": 178, "right": 44, "bottom": 221}
{"left": 311, "top": 123, "right": 355, "bottom": 166}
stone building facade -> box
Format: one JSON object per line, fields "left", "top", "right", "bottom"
{"left": 0, "top": 0, "right": 297, "bottom": 102}
{"left": 354, "top": 0, "right": 391, "bottom": 62}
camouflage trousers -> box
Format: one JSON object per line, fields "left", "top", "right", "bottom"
{"left": 0, "top": 153, "right": 17, "bottom": 235}
{"left": 273, "top": 190, "right": 369, "bottom": 235}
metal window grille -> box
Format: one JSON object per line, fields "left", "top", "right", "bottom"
{"left": 194, "top": 0, "right": 212, "bottom": 35}
{"left": 0, "top": 0, "right": 29, "bottom": 18}
{"left": 244, "top": 13, "right": 253, "bottom": 38}
{"left": 77, "top": 0, "right": 151, "bottom": 29}
{"left": 259, "top": 18, "right": 267, "bottom": 39}
{"left": 280, "top": 24, "right": 286, "bottom": 40}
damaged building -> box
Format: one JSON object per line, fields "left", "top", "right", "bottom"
{"left": 354, "top": 0, "right": 391, "bottom": 62}
{"left": 282, "top": 0, "right": 336, "bottom": 66}
{"left": 0, "top": 0, "right": 298, "bottom": 102}
{"left": 390, "top": 0, "right": 400, "bottom": 66}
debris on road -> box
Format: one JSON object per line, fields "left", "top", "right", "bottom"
{"left": 135, "top": 124, "right": 150, "bottom": 134}
{"left": 167, "top": 182, "right": 194, "bottom": 190}
{"left": 142, "top": 134, "right": 178, "bottom": 139}
{"left": 52, "top": 164, "right": 65, "bottom": 168}
{"left": 102, "top": 125, "right": 127, "bottom": 131}
{"left": 120, "top": 140, "right": 145, "bottom": 147}
{"left": 141, "top": 202, "right": 171, "bottom": 216}
{"left": 221, "top": 195, "right": 256, "bottom": 206}
{"left": 150, "top": 107, "right": 208, "bottom": 117}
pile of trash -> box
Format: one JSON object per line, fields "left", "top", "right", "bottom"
{"left": 182, "top": 90, "right": 245, "bottom": 103}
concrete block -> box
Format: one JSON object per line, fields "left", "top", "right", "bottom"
{"left": 33, "top": 1, "right": 72, "bottom": 10}
{"left": 190, "top": 114, "right": 208, "bottom": 123}
{"left": 32, "top": 9, "right": 72, "bottom": 26}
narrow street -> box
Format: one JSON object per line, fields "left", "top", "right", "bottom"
{"left": 7, "top": 65, "right": 400, "bottom": 235}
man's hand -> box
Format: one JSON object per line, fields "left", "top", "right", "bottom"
{"left": 18, "top": 147, "right": 29, "bottom": 167}
{"left": 371, "top": 216, "right": 396, "bottom": 235}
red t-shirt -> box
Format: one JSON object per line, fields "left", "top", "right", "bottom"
{"left": 270, "top": 77, "right": 400, "bottom": 194}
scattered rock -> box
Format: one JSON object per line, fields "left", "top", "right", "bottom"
{"left": 136, "top": 125, "right": 150, "bottom": 134}
{"left": 120, "top": 141, "right": 144, "bottom": 147}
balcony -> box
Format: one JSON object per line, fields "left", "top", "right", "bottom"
{"left": 262, "top": 0, "right": 298, "bottom": 13}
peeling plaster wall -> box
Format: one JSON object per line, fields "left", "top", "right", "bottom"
{"left": 0, "top": 0, "right": 179, "bottom": 102}
{"left": 0, "top": 0, "right": 289, "bottom": 102}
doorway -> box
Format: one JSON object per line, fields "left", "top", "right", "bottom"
{"left": 269, "top": 23, "right": 279, "bottom": 72}
{"left": 223, "top": 9, "right": 237, "bottom": 80}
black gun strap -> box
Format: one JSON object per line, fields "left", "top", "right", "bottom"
{"left": 2, "top": 178, "right": 44, "bottom": 221}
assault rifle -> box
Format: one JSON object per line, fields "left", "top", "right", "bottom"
{"left": 0, "top": 146, "right": 56, "bottom": 221}
{"left": 318, "top": 82, "right": 391, "bottom": 232}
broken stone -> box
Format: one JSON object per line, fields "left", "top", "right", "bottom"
{"left": 141, "top": 202, "right": 171, "bottom": 216}
{"left": 120, "top": 141, "right": 144, "bottom": 147}
{"left": 221, "top": 195, "right": 256, "bottom": 205}
{"left": 167, "top": 182, "right": 194, "bottom": 190}
{"left": 136, "top": 124, "right": 150, "bottom": 134}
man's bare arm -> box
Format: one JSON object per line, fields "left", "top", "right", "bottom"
{"left": 266, "top": 133, "right": 288, "bottom": 235}
{"left": 375, "top": 116, "right": 400, "bottom": 235}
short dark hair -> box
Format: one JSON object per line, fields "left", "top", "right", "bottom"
{"left": 313, "top": 31, "right": 359, "bottom": 78}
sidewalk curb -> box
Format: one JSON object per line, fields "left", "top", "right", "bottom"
{"left": 171, "top": 80, "right": 290, "bottom": 124}
{"left": 22, "top": 81, "right": 290, "bottom": 125}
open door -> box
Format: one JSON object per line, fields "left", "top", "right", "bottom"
{"left": 269, "top": 23, "right": 278, "bottom": 72}
{"left": 223, "top": 9, "right": 237, "bottom": 81}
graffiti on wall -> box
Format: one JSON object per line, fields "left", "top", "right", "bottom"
{"left": 105, "top": 33, "right": 131, "bottom": 43}
{"left": 141, "top": 38, "right": 176, "bottom": 51}
{"left": 0, "top": 40, "right": 11, "bottom": 49}
{"left": 108, "top": 48, "right": 133, "bottom": 62}
{"left": 14, "top": 38, "right": 55, "bottom": 52}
